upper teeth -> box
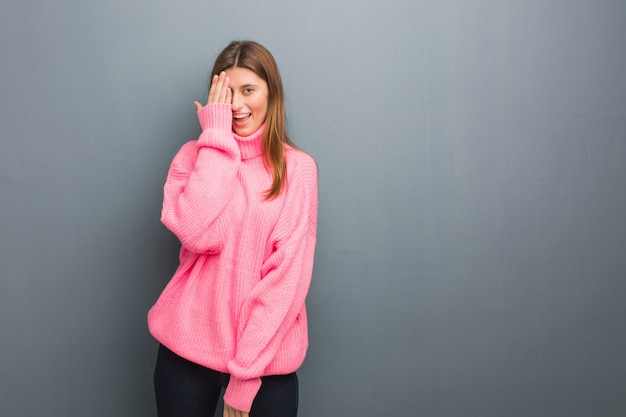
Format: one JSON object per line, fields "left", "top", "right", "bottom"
{"left": 234, "top": 114, "right": 249, "bottom": 119}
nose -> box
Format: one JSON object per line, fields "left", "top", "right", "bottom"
{"left": 231, "top": 93, "right": 243, "bottom": 111}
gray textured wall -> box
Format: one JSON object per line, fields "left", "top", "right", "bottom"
{"left": 1, "top": 1, "right": 625, "bottom": 416}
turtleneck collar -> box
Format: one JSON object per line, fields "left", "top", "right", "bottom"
{"left": 233, "top": 124, "right": 264, "bottom": 160}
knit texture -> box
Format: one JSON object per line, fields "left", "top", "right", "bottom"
{"left": 148, "top": 103, "right": 318, "bottom": 413}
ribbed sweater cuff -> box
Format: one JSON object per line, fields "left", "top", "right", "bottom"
{"left": 223, "top": 376, "right": 262, "bottom": 413}
{"left": 197, "top": 103, "right": 232, "bottom": 138}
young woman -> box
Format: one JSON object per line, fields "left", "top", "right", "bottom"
{"left": 148, "top": 41, "right": 318, "bottom": 417}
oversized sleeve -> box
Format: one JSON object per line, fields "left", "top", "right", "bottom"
{"left": 223, "top": 153, "right": 318, "bottom": 412}
{"left": 160, "top": 103, "right": 240, "bottom": 254}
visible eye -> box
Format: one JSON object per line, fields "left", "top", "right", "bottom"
{"left": 244, "top": 88, "right": 254, "bottom": 95}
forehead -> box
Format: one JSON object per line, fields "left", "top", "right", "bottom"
{"left": 225, "top": 67, "right": 266, "bottom": 87}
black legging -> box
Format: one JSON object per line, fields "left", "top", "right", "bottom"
{"left": 154, "top": 344, "right": 299, "bottom": 417}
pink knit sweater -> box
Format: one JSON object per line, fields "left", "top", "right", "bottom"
{"left": 148, "top": 103, "right": 318, "bottom": 412}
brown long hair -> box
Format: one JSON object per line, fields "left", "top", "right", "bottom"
{"left": 211, "top": 40, "right": 293, "bottom": 200}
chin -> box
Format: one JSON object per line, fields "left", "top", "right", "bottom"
{"left": 234, "top": 125, "right": 258, "bottom": 137}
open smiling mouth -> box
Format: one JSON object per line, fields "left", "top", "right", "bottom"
{"left": 233, "top": 113, "right": 251, "bottom": 125}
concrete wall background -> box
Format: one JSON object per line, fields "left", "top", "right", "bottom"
{"left": 1, "top": 1, "right": 625, "bottom": 416}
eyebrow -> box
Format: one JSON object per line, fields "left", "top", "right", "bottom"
{"left": 239, "top": 84, "right": 258, "bottom": 89}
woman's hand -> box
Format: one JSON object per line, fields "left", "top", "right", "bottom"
{"left": 194, "top": 71, "right": 232, "bottom": 111}
{"left": 223, "top": 402, "right": 249, "bottom": 417}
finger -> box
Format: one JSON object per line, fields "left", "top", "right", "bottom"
{"left": 218, "top": 76, "right": 230, "bottom": 103}
{"left": 225, "top": 87, "right": 232, "bottom": 104}
{"left": 208, "top": 74, "right": 219, "bottom": 103}
{"left": 194, "top": 101, "right": 203, "bottom": 111}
